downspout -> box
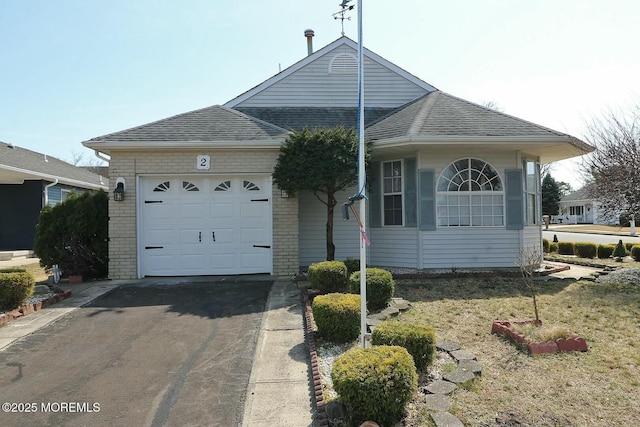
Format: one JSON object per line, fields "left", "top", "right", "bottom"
{"left": 44, "top": 179, "right": 59, "bottom": 207}
{"left": 93, "top": 150, "right": 110, "bottom": 163}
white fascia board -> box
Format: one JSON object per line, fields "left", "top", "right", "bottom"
{"left": 371, "top": 135, "right": 578, "bottom": 148}
{"left": 0, "top": 164, "right": 107, "bottom": 191}
{"left": 224, "top": 37, "right": 437, "bottom": 108}
{"left": 83, "top": 140, "right": 285, "bottom": 151}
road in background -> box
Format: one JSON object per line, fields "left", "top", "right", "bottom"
{"left": 543, "top": 230, "right": 640, "bottom": 245}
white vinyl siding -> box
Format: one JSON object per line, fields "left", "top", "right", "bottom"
{"left": 369, "top": 227, "right": 419, "bottom": 268}
{"left": 233, "top": 45, "right": 429, "bottom": 109}
{"left": 420, "top": 228, "right": 520, "bottom": 269}
{"left": 298, "top": 188, "right": 361, "bottom": 266}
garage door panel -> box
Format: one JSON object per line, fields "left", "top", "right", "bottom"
{"left": 141, "top": 176, "right": 272, "bottom": 276}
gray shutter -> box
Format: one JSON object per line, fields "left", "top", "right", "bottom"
{"left": 505, "top": 169, "right": 524, "bottom": 230}
{"left": 404, "top": 158, "right": 417, "bottom": 227}
{"left": 370, "top": 161, "right": 382, "bottom": 228}
{"left": 419, "top": 169, "right": 436, "bottom": 230}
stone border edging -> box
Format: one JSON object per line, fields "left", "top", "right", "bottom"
{"left": 0, "top": 290, "right": 72, "bottom": 327}
{"left": 302, "top": 289, "right": 329, "bottom": 427}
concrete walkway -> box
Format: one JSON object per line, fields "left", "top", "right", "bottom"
{"left": 242, "top": 280, "right": 314, "bottom": 426}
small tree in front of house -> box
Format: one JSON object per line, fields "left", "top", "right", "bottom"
{"left": 273, "top": 126, "right": 368, "bottom": 261}
{"left": 516, "top": 246, "right": 543, "bottom": 322}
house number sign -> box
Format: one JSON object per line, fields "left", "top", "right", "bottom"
{"left": 196, "top": 155, "right": 210, "bottom": 170}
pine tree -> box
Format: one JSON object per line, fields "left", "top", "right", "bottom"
{"left": 613, "top": 239, "right": 627, "bottom": 261}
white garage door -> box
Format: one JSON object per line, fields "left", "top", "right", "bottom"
{"left": 139, "top": 176, "right": 272, "bottom": 276}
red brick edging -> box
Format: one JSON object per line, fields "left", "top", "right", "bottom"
{"left": 0, "top": 290, "right": 72, "bottom": 327}
{"left": 301, "top": 289, "right": 329, "bottom": 427}
{"left": 492, "top": 320, "right": 588, "bottom": 355}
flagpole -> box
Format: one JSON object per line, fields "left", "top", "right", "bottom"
{"left": 357, "top": 0, "right": 367, "bottom": 348}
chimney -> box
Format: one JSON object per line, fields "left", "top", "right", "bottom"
{"left": 304, "top": 29, "right": 314, "bottom": 56}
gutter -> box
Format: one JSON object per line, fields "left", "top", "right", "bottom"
{"left": 43, "top": 179, "right": 59, "bottom": 207}
{"left": 0, "top": 164, "right": 108, "bottom": 191}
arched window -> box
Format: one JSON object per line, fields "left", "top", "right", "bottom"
{"left": 437, "top": 158, "right": 504, "bottom": 226}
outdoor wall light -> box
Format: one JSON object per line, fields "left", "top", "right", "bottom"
{"left": 114, "top": 178, "right": 126, "bottom": 202}
{"left": 281, "top": 190, "right": 289, "bottom": 198}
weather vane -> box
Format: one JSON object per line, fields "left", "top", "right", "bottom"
{"left": 333, "top": 0, "right": 354, "bottom": 36}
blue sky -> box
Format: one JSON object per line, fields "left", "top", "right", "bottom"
{"left": 2, "top": 0, "right": 639, "bottom": 188}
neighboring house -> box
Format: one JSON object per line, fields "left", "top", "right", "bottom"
{"left": 83, "top": 35, "right": 593, "bottom": 280}
{"left": 558, "top": 188, "right": 612, "bottom": 225}
{"left": 0, "top": 141, "right": 108, "bottom": 251}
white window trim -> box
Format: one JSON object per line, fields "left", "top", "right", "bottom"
{"left": 382, "top": 159, "right": 404, "bottom": 226}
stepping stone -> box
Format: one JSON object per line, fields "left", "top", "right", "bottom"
{"left": 450, "top": 349, "right": 476, "bottom": 362}
{"left": 430, "top": 411, "right": 465, "bottom": 427}
{"left": 366, "top": 317, "right": 383, "bottom": 328}
{"left": 425, "top": 379, "right": 457, "bottom": 395}
{"left": 381, "top": 306, "right": 400, "bottom": 317}
{"left": 424, "top": 394, "right": 452, "bottom": 411}
{"left": 458, "top": 359, "right": 482, "bottom": 375}
{"left": 368, "top": 312, "right": 388, "bottom": 321}
{"left": 437, "top": 341, "right": 460, "bottom": 352}
{"left": 391, "top": 298, "right": 411, "bottom": 311}
{"left": 443, "top": 368, "right": 475, "bottom": 385}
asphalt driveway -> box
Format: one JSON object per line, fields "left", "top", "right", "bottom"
{"left": 0, "top": 278, "right": 272, "bottom": 427}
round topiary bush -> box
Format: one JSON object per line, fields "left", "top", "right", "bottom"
{"left": 331, "top": 345, "right": 417, "bottom": 426}
{"left": 597, "top": 244, "right": 615, "bottom": 259}
{"left": 348, "top": 268, "right": 395, "bottom": 312}
{"left": 0, "top": 271, "right": 35, "bottom": 311}
{"left": 371, "top": 321, "right": 436, "bottom": 371}
{"left": 631, "top": 245, "right": 640, "bottom": 262}
{"left": 574, "top": 242, "right": 597, "bottom": 259}
{"left": 311, "top": 293, "right": 360, "bottom": 342}
{"left": 307, "top": 261, "right": 348, "bottom": 293}
{"left": 557, "top": 241, "right": 575, "bottom": 255}
{"left": 343, "top": 258, "right": 363, "bottom": 276}
{"left": 542, "top": 238, "right": 550, "bottom": 253}
{"left": 549, "top": 242, "right": 558, "bottom": 253}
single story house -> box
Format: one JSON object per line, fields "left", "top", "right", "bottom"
{"left": 0, "top": 141, "right": 108, "bottom": 251}
{"left": 557, "top": 188, "right": 614, "bottom": 225}
{"left": 83, "top": 34, "right": 593, "bottom": 280}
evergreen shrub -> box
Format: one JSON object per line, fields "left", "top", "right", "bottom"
{"left": 542, "top": 238, "right": 550, "bottom": 253}
{"left": 371, "top": 321, "right": 436, "bottom": 371}
{"left": 613, "top": 240, "right": 627, "bottom": 260}
{"left": 557, "top": 242, "right": 575, "bottom": 255}
{"left": 311, "top": 293, "right": 360, "bottom": 342}
{"left": 597, "top": 244, "right": 615, "bottom": 259}
{"left": 574, "top": 242, "right": 597, "bottom": 258}
{"left": 34, "top": 190, "right": 108, "bottom": 279}
{"left": 331, "top": 345, "right": 417, "bottom": 426}
{"left": 343, "top": 258, "right": 363, "bottom": 276}
{"left": 348, "top": 268, "right": 395, "bottom": 311}
{"left": 549, "top": 242, "right": 558, "bottom": 253}
{"left": 631, "top": 245, "right": 640, "bottom": 262}
{"left": 307, "top": 261, "right": 348, "bottom": 293}
{"left": 0, "top": 272, "right": 35, "bottom": 311}
{"left": 625, "top": 242, "right": 636, "bottom": 252}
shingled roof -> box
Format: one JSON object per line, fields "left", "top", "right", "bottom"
{"left": 85, "top": 105, "right": 289, "bottom": 146}
{"left": 0, "top": 141, "right": 107, "bottom": 189}
{"left": 365, "top": 91, "right": 570, "bottom": 140}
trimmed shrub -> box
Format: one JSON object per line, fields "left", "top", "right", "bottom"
{"left": 597, "top": 244, "right": 615, "bottom": 259}
{"left": 613, "top": 239, "right": 627, "bottom": 260}
{"left": 557, "top": 242, "right": 575, "bottom": 255}
{"left": 0, "top": 272, "right": 35, "bottom": 311}
{"left": 371, "top": 321, "right": 436, "bottom": 371}
{"left": 307, "top": 261, "right": 348, "bottom": 293}
{"left": 348, "top": 268, "right": 395, "bottom": 311}
{"left": 574, "top": 242, "right": 597, "bottom": 259}
{"left": 0, "top": 268, "right": 27, "bottom": 273}
{"left": 311, "top": 293, "right": 360, "bottom": 342}
{"left": 332, "top": 345, "right": 417, "bottom": 426}
{"left": 631, "top": 245, "right": 640, "bottom": 262}
{"left": 34, "top": 190, "right": 108, "bottom": 279}
{"left": 542, "top": 238, "right": 550, "bottom": 253}
{"left": 625, "top": 242, "right": 636, "bottom": 252}
{"left": 549, "top": 242, "right": 558, "bottom": 253}
{"left": 343, "top": 258, "right": 364, "bottom": 276}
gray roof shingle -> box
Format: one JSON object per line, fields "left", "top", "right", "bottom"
{"left": 365, "top": 91, "right": 569, "bottom": 140}
{"left": 86, "top": 105, "right": 289, "bottom": 143}
{"left": 0, "top": 141, "right": 107, "bottom": 188}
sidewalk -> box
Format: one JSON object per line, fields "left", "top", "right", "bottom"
{"left": 242, "top": 280, "right": 314, "bottom": 427}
